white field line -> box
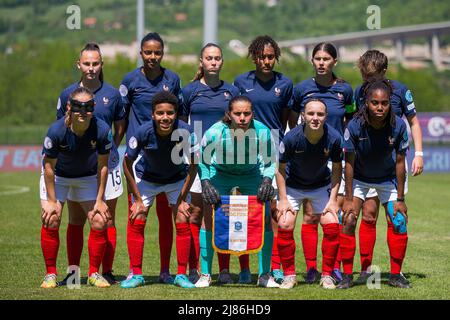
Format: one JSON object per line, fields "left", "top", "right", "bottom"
{"left": 0, "top": 185, "right": 30, "bottom": 196}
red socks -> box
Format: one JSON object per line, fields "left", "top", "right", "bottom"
{"left": 340, "top": 232, "right": 356, "bottom": 275}
{"left": 277, "top": 228, "right": 296, "bottom": 276}
{"left": 334, "top": 224, "right": 343, "bottom": 269}
{"left": 359, "top": 220, "right": 377, "bottom": 272}
{"left": 301, "top": 223, "right": 318, "bottom": 271}
{"left": 176, "top": 223, "right": 191, "bottom": 275}
{"left": 41, "top": 227, "right": 60, "bottom": 275}
{"left": 189, "top": 223, "right": 200, "bottom": 270}
{"left": 156, "top": 193, "right": 173, "bottom": 273}
{"left": 127, "top": 219, "right": 146, "bottom": 275}
{"left": 239, "top": 254, "right": 250, "bottom": 271}
{"left": 67, "top": 224, "right": 84, "bottom": 267}
{"left": 321, "top": 223, "right": 340, "bottom": 276}
{"left": 387, "top": 221, "right": 408, "bottom": 274}
{"left": 218, "top": 253, "right": 230, "bottom": 271}
{"left": 88, "top": 228, "right": 107, "bottom": 275}
{"left": 271, "top": 235, "right": 281, "bottom": 270}
{"left": 102, "top": 226, "right": 117, "bottom": 273}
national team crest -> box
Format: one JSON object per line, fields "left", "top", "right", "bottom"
{"left": 274, "top": 87, "right": 281, "bottom": 97}
{"left": 323, "top": 148, "right": 330, "bottom": 158}
{"left": 163, "top": 84, "right": 169, "bottom": 91}
{"left": 212, "top": 195, "right": 265, "bottom": 256}
{"left": 223, "top": 92, "right": 230, "bottom": 100}
{"left": 388, "top": 136, "right": 395, "bottom": 146}
{"left": 337, "top": 93, "right": 344, "bottom": 101}
{"left": 103, "top": 96, "right": 109, "bottom": 105}
{"left": 90, "top": 140, "right": 97, "bottom": 149}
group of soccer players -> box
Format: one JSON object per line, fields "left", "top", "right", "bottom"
{"left": 39, "top": 32, "right": 424, "bottom": 290}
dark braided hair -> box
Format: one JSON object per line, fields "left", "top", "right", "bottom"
{"left": 247, "top": 35, "right": 281, "bottom": 62}
{"left": 355, "top": 79, "right": 395, "bottom": 128}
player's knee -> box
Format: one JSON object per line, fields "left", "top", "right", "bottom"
{"left": 344, "top": 213, "right": 357, "bottom": 232}
{"left": 361, "top": 214, "right": 377, "bottom": 225}
{"left": 278, "top": 220, "right": 295, "bottom": 231}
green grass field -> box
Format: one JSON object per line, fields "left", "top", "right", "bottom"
{"left": 0, "top": 171, "right": 449, "bottom": 300}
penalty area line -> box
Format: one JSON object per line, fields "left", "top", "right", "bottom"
{"left": 0, "top": 185, "right": 30, "bottom": 196}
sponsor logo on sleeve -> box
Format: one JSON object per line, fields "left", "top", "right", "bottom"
{"left": 405, "top": 90, "right": 414, "bottom": 103}
{"left": 407, "top": 103, "right": 416, "bottom": 111}
{"left": 129, "top": 136, "right": 138, "bottom": 149}
{"left": 119, "top": 84, "right": 128, "bottom": 97}
{"left": 44, "top": 137, "right": 53, "bottom": 149}
{"left": 344, "top": 128, "right": 350, "bottom": 141}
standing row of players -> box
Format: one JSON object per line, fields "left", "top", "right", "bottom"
{"left": 39, "top": 33, "right": 423, "bottom": 290}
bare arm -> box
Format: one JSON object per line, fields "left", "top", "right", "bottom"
{"left": 407, "top": 114, "right": 423, "bottom": 176}
{"left": 113, "top": 119, "right": 126, "bottom": 147}
{"left": 288, "top": 111, "right": 300, "bottom": 130}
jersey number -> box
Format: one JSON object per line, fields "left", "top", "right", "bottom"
{"left": 109, "top": 170, "right": 122, "bottom": 187}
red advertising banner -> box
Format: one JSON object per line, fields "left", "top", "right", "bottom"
{"left": 0, "top": 146, "right": 42, "bottom": 172}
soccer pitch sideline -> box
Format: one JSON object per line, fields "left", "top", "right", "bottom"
{"left": 0, "top": 171, "right": 449, "bottom": 300}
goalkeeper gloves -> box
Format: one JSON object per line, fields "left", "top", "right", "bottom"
{"left": 201, "top": 179, "right": 220, "bottom": 205}
{"left": 257, "top": 177, "right": 275, "bottom": 202}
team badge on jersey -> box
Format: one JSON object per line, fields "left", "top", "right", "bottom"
{"left": 323, "top": 148, "right": 330, "bottom": 158}
{"left": 119, "top": 84, "right": 128, "bottom": 97}
{"left": 44, "top": 137, "right": 53, "bottom": 150}
{"left": 129, "top": 136, "right": 138, "bottom": 149}
{"left": 274, "top": 87, "right": 281, "bottom": 97}
{"left": 388, "top": 136, "right": 395, "bottom": 146}
{"left": 337, "top": 93, "right": 344, "bottom": 101}
{"left": 90, "top": 140, "right": 97, "bottom": 149}
{"left": 103, "top": 96, "right": 109, "bottom": 105}
{"left": 163, "top": 84, "right": 169, "bottom": 91}
{"left": 223, "top": 92, "right": 230, "bottom": 100}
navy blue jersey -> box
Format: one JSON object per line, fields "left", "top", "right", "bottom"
{"left": 291, "top": 78, "right": 354, "bottom": 136}
{"left": 280, "top": 123, "right": 343, "bottom": 189}
{"left": 343, "top": 116, "right": 409, "bottom": 183}
{"left": 125, "top": 120, "right": 196, "bottom": 184}
{"left": 56, "top": 81, "right": 125, "bottom": 168}
{"left": 354, "top": 80, "right": 417, "bottom": 118}
{"left": 233, "top": 71, "right": 293, "bottom": 139}
{"left": 180, "top": 80, "right": 238, "bottom": 137}
{"left": 120, "top": 67, "right": 182, "bottom": 143}
{"left": 43, "top": 117, "right": 112, "bottom": 178}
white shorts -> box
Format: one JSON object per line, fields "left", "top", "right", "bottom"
{"left": 105, "top": 165, "right": 124, "bottom": 201}
{"left": 40, "top": 174, "right": 98, "bottom": 202}
{"left": 136, "top": 176, "right": 190, "bottom": 208}
{"left": 327, "top": 160, "right": 345, "bottom": 195}
{"left": 352, "top": 179, "right": 398, "bottom": 204}
{"left": 365, "top": 162, "right": 409, "bottom": 199}
{"left": 282, "top": 185, "right": 330, "bottom": 214}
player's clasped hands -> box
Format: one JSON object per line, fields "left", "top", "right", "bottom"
{"left": 129, "top": 198, "right": 147, "bottom": 224}
{"left": 175, "top": 200, "right": 192, "bottom": 218}
{"left": 341, "top": 199, "right": 356, "bottom": 226}
{"left": 41, "top": 200, "right": 62, "bottom": 227}
{"left": 275, "top": 199, "right": 295, "bottom": 223}
{"left": 90, "top": 200, "right": 111, "bottom": 223}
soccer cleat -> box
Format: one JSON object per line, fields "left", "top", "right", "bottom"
{"left": 125, "top": 270, "right": 133, "bottom": 281}
{"left": 354, "top": 271, "right": 372, "bottom": 286}
{"left": 238, "top": 269, "right": 252, "bottom": 284}
{"left": 158, "top": 271, "right": 174, "bottom": 284}
{"left": 102, "top": 271, "right": 118, "bottom": 285}
{"left": 40, "top": 273, "right": 57, "bottom": 289}
{"left": 336, "top": 274, "right": 354, "bottom": 289}
{"left": 320, "top": 275, "right": 337, "bottom": 289}
{"left": 331, "top": 268, "right": 343, "bottom": 283}
{"left": 88, "top": 272, "right": 111, "bottom": 288}
{"left": 388, "top": 273, "right": 411, "bottom": 289}
{"left": 272, "top": 269, "right": 284, "bottom": 284}
{"left": 120, "top": 274, "right": 145, "bottom": 289}
{"left": 304, "top": 268, "right": 320, "bottom": 284}
{"left": 195, "top": 274, "right": 212, "bottom": 288}
{"left": 280, "top": 275, "right": 297, "bottom": 289}
{"left": 188, "top": 269, "right": 200, "bottom": 284}
{"left": 217, "top": 269, "right": 234, "bottom": 285}
{"left": 257, "top": 273, "right": 280, "bottom": 288}
{"left": 174, "top": 274, "right": 196, "bottom": 288}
